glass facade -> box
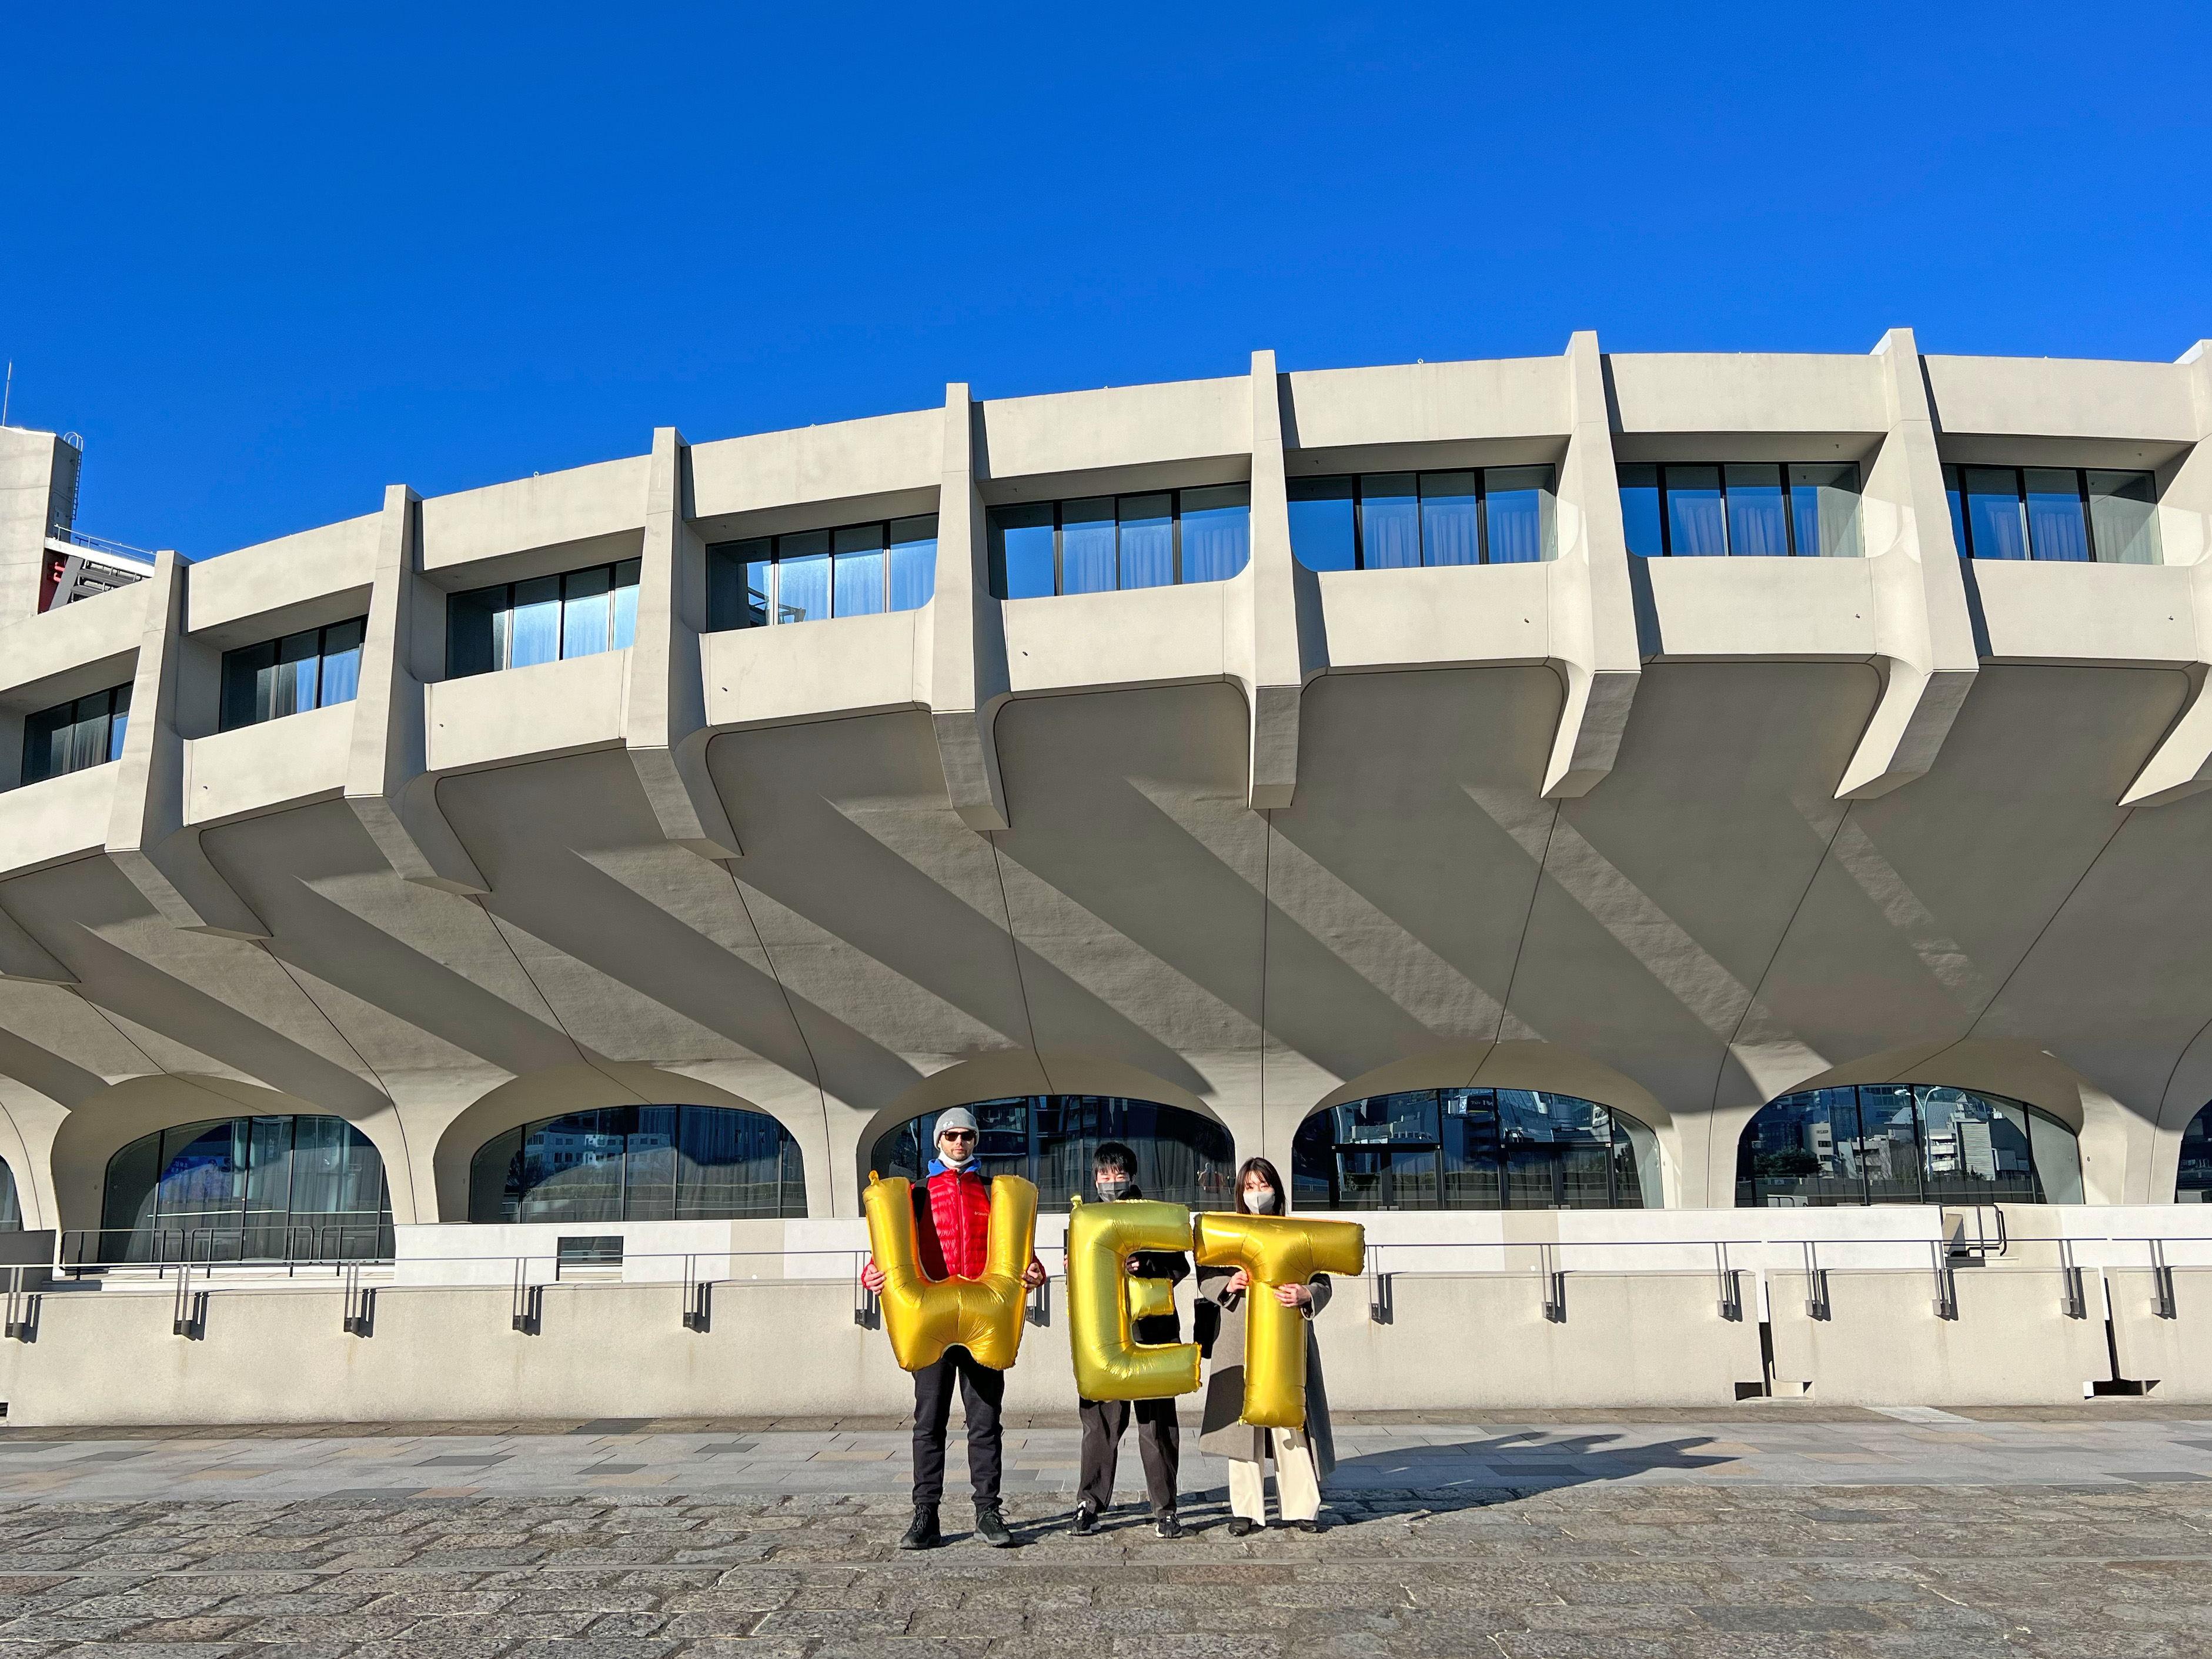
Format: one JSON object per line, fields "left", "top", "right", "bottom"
{"left": 20, "top": 683, "right": 130, "bottom": 785}
{"left": 447, "top": 559, "right": 641, "bottom": 677}
{"left": 1292, "top": 1089, "right": 1659, "bottom": 1211}
{"left": 1288, "top": 468, "right": 1556, "bottom": 571}
{"left": 1943, "top": 466, "right": 2160, "bottom": 563}
{"left": 1736, "top": 1084, "right": 2083, "bottom": 1206}
{"left": 988, "top": 488, "right": 1251, "bottom": 599}
{"left": 868, "top": 1097, "right": 1235, "bottom": 1211}
{"left": 469, "top": 1104, "right": 806, "bottom": 1224}
{"left": 1618, "top": 463, "right": 1862, "bottom": 558}
{"left": 707, "top": 515, "right": 938, "bottom": 630}
{"left": 2178, "top": 1103, "right": 2212, "bottom": 1202}
{"left": 98, "top": 1115, "right": 393, "bottom": 1263}
{"left": 219, "top": 617, "right": 367, "bottom": 730}
{"left": 0, "top": 1160, "right": 18, "bottom": 1231}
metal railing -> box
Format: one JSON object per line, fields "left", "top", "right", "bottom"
{"left": 47, "top": 526, "right": 155, "bottom": 563}
{"left": 60, "top": 1221, "right": 395, "bottom": 1276}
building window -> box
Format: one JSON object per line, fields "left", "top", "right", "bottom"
{"left": 469, "top": 1104, "right": 806, "bottom": 1224}
{"left": 218, "top": 619, "right": 367, "bottom": 731}
{"left": 1943, "top": 466, "right": 2160, "bottom": 564}
{"left": 708, "top": 515, "right": 937, "bottom": 630}
{"left": 1736, "top": 1084, "right": 2082, "bottom": 1207}
{"left": 0, "top": 1160, "right": 19, "bottom": 1231}
{"left": 20, "top": 684, "right": 130, "bottom": 785}
{"left": 988, "top": 488, "right": 1250, "bottom": 599}
{"left": 868, "top": 1097, "right": 1235, "bottom": 1211}
{"left": 2177, "top": 1103, "right": 2212, "bottom": 1201}
{"left": 1618, "top": 463, "right": 1860, "bottom": 558}
{"left": 447, "top": 560, "right": 640, "bottom": 677}
{"left": 1293, "top": 1089, "right": 1658, "bottom": 1211}
{"left": 1290, "top": 469, "right": 1558, "bottom": 572}
{"left": 96, "top": 1115, "right": 393, "bottom": 1264}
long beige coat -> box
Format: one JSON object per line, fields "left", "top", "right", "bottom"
{"left": 1193, "top": 1267, "right": 1336, "bottom": 1477}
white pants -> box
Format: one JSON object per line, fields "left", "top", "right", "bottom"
{"left": 1225, "top": 1428, "right": 1321, "bottom": 1523}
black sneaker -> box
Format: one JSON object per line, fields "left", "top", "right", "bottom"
{"left": 898, "top": 1504, "right": 941, "bottom": 1550}
{"left": 1154, "top": 1513, "right": 1188, "bottom": 1539}
{"left": 1225, "top": 1516, "right": 1257, "bottom": 1537}
{"left": 1071, "top": 1504, "right": 1100, "bottom": 1536}
{"left": 974, "top": 1501, "right": 1015, "bottom": 1548}
{"left": 1289, "top": 1517, "right": 1321, "bottom": 1533}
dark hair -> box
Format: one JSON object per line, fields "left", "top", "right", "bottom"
{"left": 1092, "top": 1141, "right": 1136, "bottom": 1177}
{"left": 1233, "top": 1156, "right": 1285, "bottom": 1214}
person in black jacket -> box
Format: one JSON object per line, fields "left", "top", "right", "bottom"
{"left": 1071, "top": 1141, "right": 1188, "bottom": 1538}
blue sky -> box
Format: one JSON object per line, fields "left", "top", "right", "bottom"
{"left": 2, "top": 2, "right": 2205, "bottom": 558}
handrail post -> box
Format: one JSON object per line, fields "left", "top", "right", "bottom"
{"left": 2151, "top": 1238, "right": 2178, "bottom": 1320}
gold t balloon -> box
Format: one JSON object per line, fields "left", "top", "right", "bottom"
{"left": 1064, "top": 1197, "right": 1202, "bottom": 1401}
{"left": 1192, "top": 1211, "right": 1366, "bottom": 1427}
{"left": 861, "top": 1173, "right": 1038, "bottom": 1371}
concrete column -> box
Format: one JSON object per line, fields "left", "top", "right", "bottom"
{"left": 343, "top": 485, "right": 487, "bottom": 893}
{"left": 102, "top": 551, "right": 268, "bottom": 938}
{"left": 1543, "top": 331, "right": 1642, "bottom": 798}
{"left": 623, "top": 428, "right": 742, "bottom": 859}
{"left": 1241, "top": 349, "right": 1321, "bottom": 809}
{"left": 0, "top": 428, "right": 71, "bottom": 631}
{"left": 2118, "top": 341, "right": 2212, "bottom": 806}
{"left": 930, "top": 383, "right": 1011, "bottom": 830}
{"left": 1836, "top": 329, "right": 1979, "bottom": 800}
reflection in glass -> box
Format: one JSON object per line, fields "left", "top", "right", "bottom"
{"left": 868, "top": 1096, "right": 1234, "bottom": 1213}
{"left": 1617, "top": 463, "right": 1663, "bottom": 558}
{"left": 468, "top": 1104, "right": 805, "bottom": 1224}
{"left": 1724, "top": 464, "right": 1789, "bottom": 556}
{"left": 776, "top": 531, "right": 831, "bottom": 623}
{"left": 833, "top": 523, "right": 887, "bottom": 617}
{"left": 509, "top": 575, "right": 563, "bottom": 666}
{"left": 2177, "top": 1101, "right": 2212, "bottom": 1203}
{"left": 1293, "top": 1088, "right": 1653, "bottom": 1210}
{"left": 1180, "top": 485, "right": 1251, "bottom": 582}
{"left": 888, "top": 515, "right": 939, "bottom": 609}
{"left": 1665, "top": 466, "right": 1726, "bottom": 555}
{"left": 1418, "top": 472, "right": 1479, "bottom": 567}
{"left": 988, "top": 505, "right": 1056, "bottom": 600}
{"left": 1359, "top": 474, "right": 1422, "bottom": 569}
{"left": 1117, "top": 493, "right": 1174, "bottom": 589}
{"left": 2024, "top": 468, "right": 2090, "bottom": 562}
{"left": 1483, "top": 466, "right": 1552, "bottom": 563}
{"left": 560, "top": 565, "right": 612, "bottom": 659}
{"left": 1963, "top": 468, "right": 2030, "bottom": 560}
{"left": 98, "top": 1114, "right": 393, "bottom": 1263}
{"left": 1736, "top": 1083, "right": 2079, "bottom": 1206}
{"left": 1790, "top": 463, "right": 1863, "bottom": 557}
{"left": 1288, "top": 477, "right": 1356, "bottom": 571}
{"left": 0, "top": 1160, "right": 18, "bottom": 1231}
{"left": 1060, "top": 498, "right": 1118, "bottom": 595}
{"left": 2087, "top": 471, "right": 2160, "bottom": 565}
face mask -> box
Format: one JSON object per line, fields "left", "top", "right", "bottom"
{"left": 1095, "top": 1177, "right": 1130, "bottom": 1201}
{"left": 938, "top": 1140, "right": 975, "bottom": 1169}
{"left": 1246, "top": 1187, "right": 1279, "bottom": 1214}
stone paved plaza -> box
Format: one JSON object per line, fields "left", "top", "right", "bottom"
{"left": 0, "top": 1407, "right": 2207, "bottom": 1655}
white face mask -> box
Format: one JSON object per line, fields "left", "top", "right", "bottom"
{"left": 1245, "top": 1187, "right": 1279, "bottom": 1214}
{"left": 937, "top": 1138, "right": 976, "bottom": 1169}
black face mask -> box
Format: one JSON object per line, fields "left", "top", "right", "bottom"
{"left": 1095, "top": 1177, "right": 1131, "bottom": 1201}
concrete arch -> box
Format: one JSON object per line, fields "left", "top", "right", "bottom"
{"left": 429, "top": 1063, "right": 823, "bottom": 1224}
{"left": 1295, "top": 1041, "right": 1681, "bottom": 1206}
{"left": 1725, "top": 1037, "right": 2121, "bottom": 1203}
{"left": 848, "top": 1050, "right": 1230, "bottom": 1203}
{"left": 46, "top": 1074, "right": 416, "bottom": 1237}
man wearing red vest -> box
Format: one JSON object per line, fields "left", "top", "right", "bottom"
{"left": 861, "top": 1107, "right": 1046, "bottom": 1550}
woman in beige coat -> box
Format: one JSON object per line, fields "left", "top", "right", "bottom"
{"left": 1195, "top": 1156, "right": 1335, "bottom": 1534}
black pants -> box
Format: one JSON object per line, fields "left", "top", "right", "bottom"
{"left": 1077, "top": 1395, "right": 1180, "bottom": 1516}
{"left": 911, "top": 1345, "right": 1005, "bottom": 1506}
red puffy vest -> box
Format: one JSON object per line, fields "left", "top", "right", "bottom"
{"left": 915, "top": 1165, "right": 993, "bottom": 1280}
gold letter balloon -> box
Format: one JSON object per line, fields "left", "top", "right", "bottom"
{"left": 1192, "top": 1211, "right": 1366, "bottom": 1427}
{"left": 1064, "top": 1197, "right": 1202, "bottom": 1401}
{"left": 861, "top": 1173, "right": 1038, "bottom": 1371}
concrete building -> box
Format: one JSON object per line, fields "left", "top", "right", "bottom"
{"left": 2, "top": 332, "right": 2212, "bottom": 1423}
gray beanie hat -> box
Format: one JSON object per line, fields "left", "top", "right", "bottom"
{"left": 934, "top": 1107, "right": 979, "bottom": 1138}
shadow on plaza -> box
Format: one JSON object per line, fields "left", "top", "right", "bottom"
{"left": 1316, "top": 1430, "right": 1742, "bottom": 1510}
